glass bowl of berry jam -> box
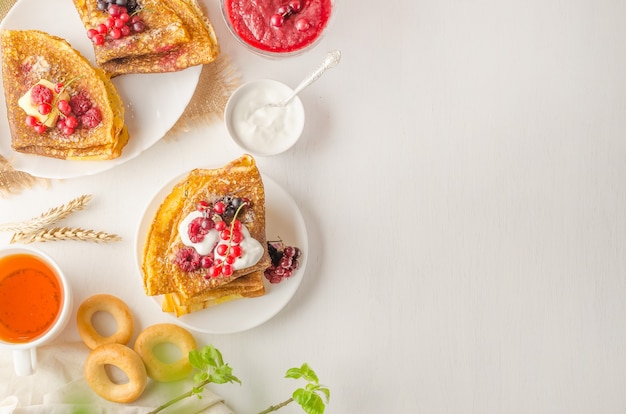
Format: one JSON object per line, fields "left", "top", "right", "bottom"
{"left": 220, "top": 0, "right": 334, "bottom": 58}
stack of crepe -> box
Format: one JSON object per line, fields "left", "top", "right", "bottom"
{"left": 72, "top": 0, "right": 220, "bottom": 76}
{"left": 142, "top": 155, "right": 271, "bottom": 316}
{"left": 0, "top": 30, "right": 128, "bottom": 160}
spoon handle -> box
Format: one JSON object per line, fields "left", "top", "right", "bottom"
{"left": 280, "top": 50, "right": 341, "bottom": 106}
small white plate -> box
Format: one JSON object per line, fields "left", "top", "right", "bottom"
{"left": 224, "top": 79, "right": 305, "bottom": 156}
{"left": 135, "top": 170, "right": 308, "bottom": 334}
{"left": 0, "top": 0, "right": 201, "bottom": 179}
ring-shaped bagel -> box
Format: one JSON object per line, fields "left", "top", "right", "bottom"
{"left": 84, "top": 343, "right": 147, "bottom": 403}
{"left": 134, "top": 323, "right": 197, "bottom": 382}
{"left": 77, "top": 294, "right": 134, "bottom": 350}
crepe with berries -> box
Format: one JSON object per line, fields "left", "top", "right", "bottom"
{"left": 0, "top": 30, "right": 128, "bottom": 160}
{"left": 73, "top": 0, "right": 220, "bottom": 76}
{"left": 99, "top": 0, "right": 220, "bottom": 75}
{"left": 142, "top": 155, "right": 271, "bottom": 310}
{"left": 72, "top": 0, "right": 190, "bottom": 65}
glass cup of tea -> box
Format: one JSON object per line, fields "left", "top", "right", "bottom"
{"left": 0, "top": 246, "right": 73, "bottom": 376}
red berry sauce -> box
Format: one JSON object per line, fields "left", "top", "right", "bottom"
{"left": 224, "top": 0, "right": 332, "bottom": 54}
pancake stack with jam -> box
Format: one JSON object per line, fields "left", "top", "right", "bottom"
{"left": 72, "top": 0, "right": 220, "bottom": 76}
{"left": 142, "top": 155, "right": 271, "bottom": 316}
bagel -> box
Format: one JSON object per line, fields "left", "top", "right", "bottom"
{"left": 134, "top": 323, "right": 197, "bottom": 382}
{"left": 77, "top": 294, "right": 134, "bottom": 349}
{"left": 84, "top": 343, "right": 147, "bottom": 403}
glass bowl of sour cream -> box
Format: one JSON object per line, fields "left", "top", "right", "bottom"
{"left": 220, "top": 0, "right": 334, "bottom": 58}
{"left": 224, "top": 79, "right": 305, "bottom": 156}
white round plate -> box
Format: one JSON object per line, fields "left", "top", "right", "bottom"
{"left": 135, "top": 171, "right": 308, "bottom": 334}
{"left": 0, "top": 0, "right": 201, "bottom": 179}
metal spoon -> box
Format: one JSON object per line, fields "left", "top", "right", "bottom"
{"left": 269, "top": 49, "right": 341, "bottom": 107}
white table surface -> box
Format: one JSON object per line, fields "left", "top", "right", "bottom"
{"left": 2, "top": 0, "right": 626, "bottom": 413}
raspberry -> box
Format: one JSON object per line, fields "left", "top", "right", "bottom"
{"left": 174, "top": 247, "right": 201, "bottom": 272}
{"left": 80, "top": 107, "right": 102, "bottom": 129}
{"left": 69, "top": 91, "right": 92, "bottom": 116}
{"left": 30, "top": 84, "right": 54, "bottom": 105}
{"left": 188, "top": 217, "right": 214, "bottom": 243}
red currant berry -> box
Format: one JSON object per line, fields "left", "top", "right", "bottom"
{"left": 114, "top": 18, "right": 126, "bottom": 29}
{"left": 197, "top": 200, "right": 210, "bottom": 211}
{"left": 231, "top": 231, "right": 243, "bottom": 244}
{"left": 121, "top": 25, "right": 131, "bottom": 36}
{"left": 222, "top": 264, "right": 233, "bottom": 276}
{"left": 87, "top": 28, "right": 98, "bottom": 39}
{"left": 119, "top": 12, "right": 130, "bottom": 23}
{"left": 289, "top": 0, "right": 302, "bottom": 12}
{"left": 270, "top": 14, "right": 284, "bottom": 27}
{"left": 97, "top": 23, "right": 108, "bottom": 34}
{"left": 25, "top": 115, "right": 38, "bottom": 127}
{"left": 65, "top": 116, "right": 79, "bottom": 129}
{"left": 216, "top": 244, "right": 229, "bottom": 256}
{"left": 54, "top": 83, "right": 64, "bottom": 94}
{"left": 200, "top": 256, "right": 213, "bottom": 268}
{"left": 208, "top": 266, "right": 221, "bottom": 278}
{"left": 295, "top": 18, "right": 310, "bottom": 31}
{"left": 215, "top": 221, "right": 227, "bottom": 231}
{"left": 62, "top": 126, "right": 75, "bottom": 136}
{"left": 108, "top": 4, "right": 121, "bottom": 16}
{"left": 230, "top": 245, "right": 242, "bottom": 257}
{"left": 225, "top": 254, "right": 237, "bottom": 265}
{"left": 57, "top": 100, "right": 71, "bottom": 116}
{"left": 220, "top": 229, "right": 230, "bottom": 241}
{"left": 110, "top": 28, "right": 122, "bottom": 39}
{"left": 38, "top": 103, "right": 51, "bottom": 115}
{"left": 105, "top": 17, "right": 115, "bottom": 28}
{"left": 93, "top": 34, "right": 105, "bottom": 45}
{"left": 132, "top": 21, "right": 146, "bottom": 33}
{"left": 232, "top": 220, "right": 242, "bottom": 231}
{"left": 33, "top": 124, "right": 46, "bottom": 134}
{"left": 214, "top": 201, "right": 226, "bottom": 215}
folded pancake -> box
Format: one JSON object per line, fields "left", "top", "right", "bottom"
{"left": 72, "top": 0, "right": 190, "bottom": 65}
{"left": 0, "top": 30, "right": 127, "bottom": 160}
{"left": 73, "top": 0, "right": 220, "bottom": 76}
{"left": 142, "top": 155, "right": 270, "bottom": 315}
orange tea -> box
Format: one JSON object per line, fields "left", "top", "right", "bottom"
{"left": 0, "top": 253, "right": 63, "bottom": 343}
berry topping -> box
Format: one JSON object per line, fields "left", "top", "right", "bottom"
{"left": 87, "top": 1, "right": 145, "bottom": 44}
{"left": 295, "top": 18, "right": 311, "bottom": 31}
{"left": 174, "top": 247, "right": 202, "bottom": 272}
{"left": 30, "top": 84, "right": 54, "bottom": 105}
{"left": 69, "top": 92, "right": 93, "bottom": 116}
{"left": 187, "top": 216, "right": 214, "bottom": 243}
{"left": 270, "top": 1, "right": 305, "bottom": 27}
{"left": 81, "top": 107, "right": 102, "bottom": 128}
{"left": 264, "top": 240, "right": 302, "bottom": 284}
{"left": 57, "top": 100, "right": 72, "bottom": 116}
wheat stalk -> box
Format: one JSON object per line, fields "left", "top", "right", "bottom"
{"left": 10, "top": 226, "right": 121, "bottom": 244}
{"left": 0, "top": 194, "right": 93, "bottom": 233}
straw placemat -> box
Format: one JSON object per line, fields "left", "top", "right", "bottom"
{"left": 0, "top": 0, "right": 239, "bottom": 197}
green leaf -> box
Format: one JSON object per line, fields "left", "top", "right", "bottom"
{"left": 189, "top": 350, "right": 205, "bottom": 370}
{"left": 285, "top": 363, "right": 319, "bottom": 384}
{"left": 202, "top": 345, "right": 224, "bottom": 368}
{"left": 293, "top": 389, "right": 325, "bottom": 414}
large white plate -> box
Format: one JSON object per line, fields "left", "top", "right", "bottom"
{"left": 0, "top": 0, "right": 201, "bottom": 179}
{"left": 135, "top": 171, "right": 308, "bottom": 334}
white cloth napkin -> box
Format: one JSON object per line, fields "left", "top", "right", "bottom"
{"left": 0, "top": 342, "right": 234, "bottom": 413}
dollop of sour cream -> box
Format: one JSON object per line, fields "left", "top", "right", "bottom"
{"left": 228, "top": 80, "right": 305, "bottom": 155}
{"left": 178, "top": 211, "right": 218, "bottom": 256}
{"left": 178, "top": 211, "right": 264, "bottom": 270}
